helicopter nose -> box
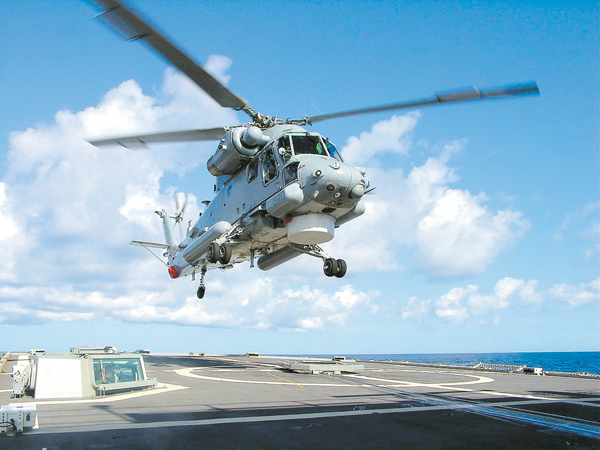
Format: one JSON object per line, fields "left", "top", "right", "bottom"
{"left": 349, "top": 182, "right": 365, "bottom": 199}
{"left": 299, "top": 158, "right": 364, "bottom": 207}
{"left": 317, "top": 166, "right": 350, "bottom": 201}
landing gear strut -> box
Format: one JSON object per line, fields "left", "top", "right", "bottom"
{"left": 196, "top": 268, "right": 207, "bottom": 299}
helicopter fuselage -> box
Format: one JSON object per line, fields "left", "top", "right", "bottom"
{"left": 163, "top": 125, "right": 367, "bottom": 282}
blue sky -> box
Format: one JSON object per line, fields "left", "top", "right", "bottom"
{"left": 0, "top": 1, "right": 598, "bottom": 354}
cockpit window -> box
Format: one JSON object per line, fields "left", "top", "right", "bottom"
{"left": 247, "top": 158, "right": 259, "bottom": 183}
{"left": 278, "top": 135, "right": 292, "bottom": 163}
{"left": 326, "top": 139, "right": 343, "bottom": 162}
{"left": 279, "top": 135, "right": 291, "bottom": 152}
{"left": 291, "top": 135, "right": 329, "bottom": 156}
{"left": 261, "top": 148, "right": 278, "bottom": 184}
{"left": 283, "top": 162, "right": 299, "bottom": 185}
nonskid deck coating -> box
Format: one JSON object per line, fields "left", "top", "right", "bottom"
{"left": 1, "top": 354, "right": 599, "bottom": 449}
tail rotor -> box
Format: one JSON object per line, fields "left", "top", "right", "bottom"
{"left": 173, "top": 192, "right": 188, "bottom": 223}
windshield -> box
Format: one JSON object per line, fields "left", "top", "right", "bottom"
{"left": 326, "top": 140, "right": 343, "bottom": 161}
{"left": 291, "top": 135, "right": 329, "bottom": 156}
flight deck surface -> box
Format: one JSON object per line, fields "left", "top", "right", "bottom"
{"left": 1, "top": 354, "right": 599, "bottom": 449}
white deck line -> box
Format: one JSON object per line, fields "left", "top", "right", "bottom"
{"left": 174, "top": 367, "right": 497, "bottom": 389}
{"left": 8, "top": 383, "right": 188, "bottom": 407}
{"left": 25, "top": 397, "right": 600, "bottom": 439}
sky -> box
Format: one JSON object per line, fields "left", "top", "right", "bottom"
{"left": 0, "top": 0, "right": 598, "bottom": 355}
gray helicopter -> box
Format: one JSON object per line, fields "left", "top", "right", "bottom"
{"left": 89, "top": 0, "right": 539, "bottom": 299}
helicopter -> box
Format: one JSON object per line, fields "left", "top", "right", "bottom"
{"left": 88, "top": 0, "right": 539, "bottom": 299}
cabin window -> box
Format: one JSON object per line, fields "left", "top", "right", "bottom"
{"left": 93, "top": 358, "right": 143, "bottom": 385}
{"left": 292, "top": 135, "right": 329, "bottom": 156}
{"left": 262, "top": 148, "right": 278, "bottom": 184}
{"left": 247, "top": 158, "right": 259, "bottom": 183}
{"left": 283, "top": 162, "right": 299, "bottom": 185}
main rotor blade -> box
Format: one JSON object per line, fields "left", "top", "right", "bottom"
{"left": 307, "top": 82, "right": 539, "bottom": 124}
{"left": 88, "top": 127, "right": 227, "bottom": 149}
{"left": 91, "top": 0, "right": 250, "bottom": 112}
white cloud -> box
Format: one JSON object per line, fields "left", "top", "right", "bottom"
{"left": 341, "top": 112, "right": 420, "bottom": 165}
{"left": 333, "top": 118, "right": 530, "bottom": 278}
{"left": 401, "top": 297, "right": 432, "bottom": 322}
{"left": 435, "top": 286, "right": 474, "bottom": 322}
{"left": 519, "top": 280, "right": 543, "bottom": 305}
{"left": 204, "top": 55, "right": 233, "bottom": 85}
{"left": 549, "top": 278, "right": 600, "bottom": 306}
{"left": 0, "top": 183, "right": 18, "bottom": 241}
{"left": 402, "top": 276, "right": 598, "bottom": 325}
{"left": 468, "top": 277, "right": 524, "bottom": 315}
{"left": 0, "top": 272, "right": 377, "bottom": 331}
{"left": 415, "top": 191, "right": 530, "bottom": 277}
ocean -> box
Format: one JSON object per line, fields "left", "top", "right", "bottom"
{"left": 302, "top": 352, "right": 600, "bottom": 374}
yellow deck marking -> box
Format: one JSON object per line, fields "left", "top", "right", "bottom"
{"left": 266, "top": 372, "right": 304, "bottom": 388}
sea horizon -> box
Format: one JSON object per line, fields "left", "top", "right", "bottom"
{"left": 3, "top": 349, "right": 598, "bottom": 375}
{"left": 294, "top": 351, "right": 600, "bottom": 375}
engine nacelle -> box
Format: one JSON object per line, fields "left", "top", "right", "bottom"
{"left": 207, "top": 126, "right": 269, "bottom": 176}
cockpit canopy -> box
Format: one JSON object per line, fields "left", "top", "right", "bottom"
{"left": 215, "top": 132, "right": 343, "bottom": 192}
{"left": 279, "top": 133, "right": 343, "bottom": 161}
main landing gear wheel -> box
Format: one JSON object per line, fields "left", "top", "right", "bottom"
{"left": 197, "top": 285, "right": 206, "bottom": 299}
{"left": 335, "top": 258, "right": 347, "bottom": 278}
{"left": 218, "top": 243, "right": 232, "bottom": 264}
{"left": 323, "top": 258, "right": 347, "bottom": 278}
{"left": 323, "top": 258, "right": 336, "bottom": 277}
{"left": 207, "top": 242, "right": 231, "bottom": 264}
{"left": 207, "top": 242, "right": 220, "bottom": 264}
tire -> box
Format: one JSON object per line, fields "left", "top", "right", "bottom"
{"left": 323, "top": 258, "right": 337, "bottom": 277}
{"left": 334, "top": 259, "right": 347, "bottom": 278}
{"left": 207, "top": 242, "right": 220, "bottom": 264}
{"left": 218, "top": 243, "right": 232, "bottom": 264}
{"left": 197, "top": 286, "right": 205, "bottom": 299}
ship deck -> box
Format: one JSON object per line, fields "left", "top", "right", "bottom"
{"left": 1, "top": 354, "right": 599, "bottom": 449}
